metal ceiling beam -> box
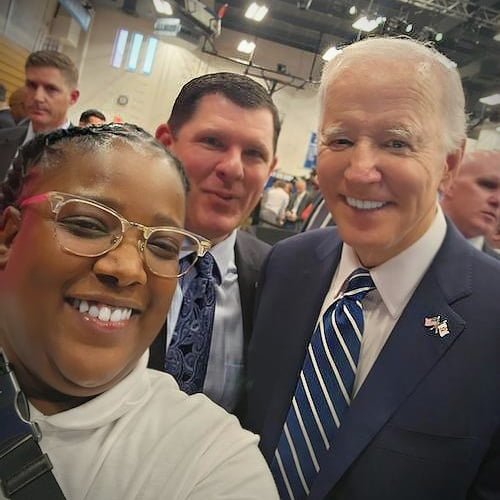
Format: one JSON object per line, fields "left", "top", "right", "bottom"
{"left": 395, "top": 0, "right": 500, "bottom": 29}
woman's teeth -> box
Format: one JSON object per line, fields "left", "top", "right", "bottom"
{"left": 71, "top": 299, "right": 132, "bottom": 322}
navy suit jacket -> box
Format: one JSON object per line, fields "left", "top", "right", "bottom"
{"left": 245, "top": 224, "right": 500, "bottom": 500}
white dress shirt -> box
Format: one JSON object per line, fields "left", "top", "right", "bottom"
{"left": 22, "top": 119, "right": 71, "bottom": 145}
{"left": 167, "top": 230, "right": 244, "bottom": 412}
{"left": 318, "top": 205, "right": 447, "bottom": 395}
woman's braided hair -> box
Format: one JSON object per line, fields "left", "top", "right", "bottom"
{"left": 0, "top": 123, "right": 188, "bottom": 212}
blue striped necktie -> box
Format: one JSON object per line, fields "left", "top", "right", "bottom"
{"left": 271, "top": 268, "right": 375, "bottom": 500}
{"left": 164, "top": 253, "right": 218, "bottom": 395}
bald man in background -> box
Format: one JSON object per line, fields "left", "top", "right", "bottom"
{"left": 441, "top": 150, "right": 500, "bottom": 258}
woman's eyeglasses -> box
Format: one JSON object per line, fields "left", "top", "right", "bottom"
{"left": 19, "top": 191, "right": 211, "bottom": 279}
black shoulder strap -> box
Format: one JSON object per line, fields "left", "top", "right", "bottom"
{"left": 0, "top": 350, "right": 66, "bottom": 499}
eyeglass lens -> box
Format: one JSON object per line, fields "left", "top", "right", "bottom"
{"left": 53, "top": 199, "right": 199, "bottom": 278}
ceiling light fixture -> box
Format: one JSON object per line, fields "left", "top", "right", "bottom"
{"left": 245, "top": 2, "right": 268, "bottom": 22}
{"left": 352, "top": 15, "right": 385, "bottom": 33}
{"left": 237, "top": 39, "right": 256, "bottom": 54}
{"left": 479, "top": 93, "right": 500, "bottom": 106}
{"left": 152, "top": 0, "right": 173, "bottom": 16}
{"left": 322, "top": 46, "right": 342, "bottom": 61}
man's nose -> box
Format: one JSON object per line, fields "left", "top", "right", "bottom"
{"left": 33, "top": 86, "right": 46, "bottom": 102}
{"left": 215, "top": 147, "right": 245, "bottom": 183}
{"left": 345, "top": 143, "right": 382, "bottom": 184}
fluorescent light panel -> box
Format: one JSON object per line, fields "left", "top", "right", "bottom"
{"left": 322, "top": 46, "right": 341, "bottom": 61}
{"left": 479, "top": 93, "right": 500, "bottom": 106}
{"left": 152, "top": 0, "right": 173, "bottom": 16}
{"left": 245, "top": 3, "right": 268, "bottom": 21}
{"left": 352, "top": 15, "right": 385, "bottom": 33}
{"left": 237, "top": 39, "right": 256, "bottom": 54}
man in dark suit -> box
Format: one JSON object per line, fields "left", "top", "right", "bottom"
{"left": 0, "top": 50, "right": 79, "bottom": 179}
{"left": 150, "top": 73, "right": 279, "bottom": 416}
{"left": 245, "top": 37, "right": 500, "bottom": 499}
{"left": 284, "top": 178, "right": 312, "bottom": 231}
{"left": 0, "top": 83, "right": 15, "bottom": 129}
{"left": 441, "top": 149, "right": 500, "bottom": 259}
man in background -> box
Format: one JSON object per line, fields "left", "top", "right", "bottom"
{"left": 284, "top": 178, "right": 311, "bottom": 231}
{"left": 0, "top": 83, "right": 15, "bottom": 129}
{"left": 245, "top": 37, "right": 500, "bottom": 499}
{"left": 79, "top": 108, "right": 106, "bottom": 126}
{"left": 486, "top": 221, "right": 500, "bottom": 254}
{"left": 8, "top": 87, "right": 27, "bottom": 125}
{"left": 260, "top": 179, "right": 290, "bottom": 226}
{"left": 0, "top": 50, "right": 79, "bottom": 179}
{"left": 441, "top": 149, "right": 500, "bottom": 258}
{"left": 151, "top": 73, "right": 279, "bottom": 416}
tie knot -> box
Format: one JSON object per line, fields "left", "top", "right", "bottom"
{"left": 195, "top": 252, "right": 218, "bottom": 282}
{"left": 343, "top": 268, "right": 375, "bottom": 300}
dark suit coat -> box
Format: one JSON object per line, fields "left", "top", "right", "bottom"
{"left": 286, "top": 190, "right": 312, "bottom": 218}
{"left": 0, "top": 124, "right": 28, "bottom": 180}
{"left": 0, "top": 109, "right": 15, "bottom": 129}
{"left": 149, "top": 230, "right": 270, "bottom": 415}
{"left": 245, "top": 224, "right": 500, "bottom": 500}
{"left": 483, "top": 243, "right": 500, "bottom": 260}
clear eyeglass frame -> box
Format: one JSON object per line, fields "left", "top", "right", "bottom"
{"left": 19, "top": 191, "right": 211, "bottom": 279}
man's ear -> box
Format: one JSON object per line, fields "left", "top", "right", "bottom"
{"left": 268, "top": 155, "right": 278, "bottom": 177}
{"left": 439, "top": 140, "right": 465, "bottom": 193}
{"left": 0, "top": 207, "right": 21, "bottom": 269}
{"left": 155, "top": 123, "right": 174, "bottom": 148}
{"left": 69, "top": 89, "right": 80, "bottom": 106}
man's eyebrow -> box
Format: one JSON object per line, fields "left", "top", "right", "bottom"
{"left": 385, "top": 127, "right": 415, "bottom": 139}
{"left": 320, "top": 124, "right": 347, "bottom": 139}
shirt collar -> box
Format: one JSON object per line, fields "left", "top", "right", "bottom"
{"left": 24, "top": 119, "right": 71, "bottom": 144}
{"left": 336, "top": 204, "right": 447, "bottom": 319}
{"left": 467, "top": 235, "right": 484, "bottom": 250}
{"left": 29, "top": 352, "right": 150, "bottom": 430}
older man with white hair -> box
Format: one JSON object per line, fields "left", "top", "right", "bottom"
{"left": 441, "top": 149, "right": 500, "bottom": 258}
{"left": 245, "top": 36, "right": 500, "bottom": 500}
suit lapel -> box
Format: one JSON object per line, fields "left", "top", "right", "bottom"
{"left": 309, "top": 226, "right": 472, "bottom": 500}
{"left": 234, "top": 230, "right": 272, "bottom": 345}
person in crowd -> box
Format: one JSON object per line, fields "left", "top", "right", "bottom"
{"left": 152, "top": 73, "right": 279, "bottom": 416}
{"left": 260, "top": 179, "right": 290, "bottom": 226}
{"left": 8, "top": 86, "right": 28, "bottom": 125}
{"left": 0, "top": 50, "right": 79, "bottom": 179}
{"left": 486, "top": 221, "right": 500, "bottom": 253}
{"left": 301, "top": 194, "right": 335, "bottom": 231}
{"left": 79, "top": 108, "right": 106, "bottom": 126}
{"left": 0, "top": 123, "right": 278, "bottom": 500}
{"left": 441, "top": 149, "right": 500, "bottom": 258}
{"left": 0, "top": 83, "right": 15, "bottom": 129}
{"left": 283, "top": 178, "right": 312, "bottom": 231}
{"left": 245, "top": 36, "right": 500, "bottom": 500}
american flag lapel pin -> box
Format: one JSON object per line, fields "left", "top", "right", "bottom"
{"left": 424, "top": 316, "right": 450, "bottom": 337}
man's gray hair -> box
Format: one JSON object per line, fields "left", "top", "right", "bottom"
{"left": 319, "top": 37, "right": 466, "bottom": 153}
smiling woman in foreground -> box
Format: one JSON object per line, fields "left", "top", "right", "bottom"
{"left": 0, "top": 124, "right": 278, "bottom": 500}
